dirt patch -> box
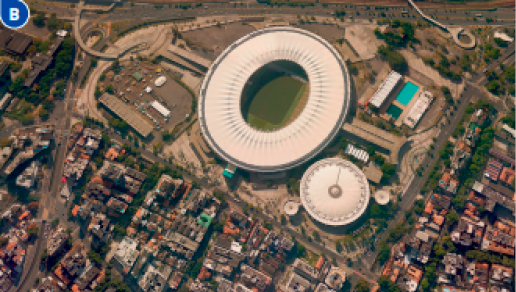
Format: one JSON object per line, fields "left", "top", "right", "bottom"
{"left": 18, "top": 21, "right": 52, "bottom": 40}
{"left": 458, "top": 32, "right": 472, "bottom": 43}
{"left": 294, "top": 23, "right": 345, "bottom": 42}
{"left": 182, "top": 23, "right": 256, "bottom": 55}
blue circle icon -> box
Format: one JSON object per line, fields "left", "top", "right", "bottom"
{"left": 1, "top": 0, "right": 30, "bottom": 30}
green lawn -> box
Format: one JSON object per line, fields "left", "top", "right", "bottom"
{"left": 244, "top": 75, "right": 305, "bottom": 130}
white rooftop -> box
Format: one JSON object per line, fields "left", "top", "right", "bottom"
{"left": 374, "top": 190, "right": 390, "bottom": 205}
{"left": 284, "top": 200, "right": 300, "bottom": 216}
{"left": 154, "top": 76, "right": 167, "bottom": 87}
{"left": 494, "top": 31, "right": 514, "bottom": 43}
{"left": 403, "top": 90, "right": 434, "bottom": 129}
{"left": 151, "top": 101, "right": 170, "bottom": 118}
{"left": 300, "top": 158, "right": 370, "bottom": 226}
{"left": 198, "top": 27, "right": 351, "bottom": 172}
{"left": 369, "top": 70, "right": 402, "bottom": 108}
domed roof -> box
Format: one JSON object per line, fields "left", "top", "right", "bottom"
{"left": 284, "top": 200, "right": 300, "bottom": 216}
{"left": 198, "top": 26, "right": 351, "bottom": 172}
{"left": 300, "top": 158, "right": 370, "bottom": 226}
{"left": 374, "top": 190, "right": 390, "bottom": 205}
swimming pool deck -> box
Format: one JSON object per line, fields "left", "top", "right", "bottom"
{"left": 379, "top": 76, "right": 423, "bottom": 126}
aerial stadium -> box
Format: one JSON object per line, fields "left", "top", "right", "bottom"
{"left": 198, "top": 26, "right": 351, "bottom": 172}
{"left": 300, "top": 158, "right": 370, "bottom": 226}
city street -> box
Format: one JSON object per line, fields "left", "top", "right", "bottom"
{"left": 5, "top": 1, "right": 514, "bottom": 291}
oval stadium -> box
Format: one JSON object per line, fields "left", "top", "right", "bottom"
{"left": 198, "top": 26, "right": 351, "bottom": 172}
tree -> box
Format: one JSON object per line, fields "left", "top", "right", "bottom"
{"left": 413, "top": 199, "right": 425, "bottom": 215}
{"left": 33, "top": 13, "right": 45, "bottom": 27}
{"left": 354, "top": 279, "right": 370, "bottom": 292}
{"left": 446, "top": 210, "right": 459, "bottom": 226}
{"left": 52, "top": 218, "right": 60, "bottom": 227}
{"left": 377, "top": 242, "right": 390, "bottom": 264}
{"left": 28, "top": 202, "right": 39, "bottom": 211}
{"left": 377, "top": 45, "right": 408, "bottom": 73}
{"left": 378, "top": 276, "right": 400, "bottom": 292}
{"left": 486, "top": 80, "right": 502, "bottom": 95}
{"left": 366, "top": 145, "right": 376, "bottom": 156}
{"left": 336, "top": 241, "right": 343, "bottom": 253}
{"left": 0, "top": 237, "right": 8, "bottom": 247}
{"left": 39, "top": 108, "right": 49, "bottom": 120}
{"left": 87, "top": 250, "right": 103, "bottom": 266}
{"left": 280, "top": 214, "right": 287, "bottom": 225}
{"left": 420, "top": 279, "right": 430, "bottom": 291}
{"left": 494, "top": 37, "right": 508, "bottom": 47}
{"left": 380, "top": 163, "right": 396, "bottom": 181}
{"left": 21, "top": 113, "right": 34, "bottom": 125}
{"left": 0, "top": 138, "right": 11, "bottom": 148}
{"left": 503, "top": 66, "right": 515, "bottom": 83}
{"left": 296, "top": 243, "right": 306, "bottom": 257}
{"left": 28, "top": 223, "right": 39, "bottom": 238}
{"left": 46, "top": 13, "right": 61, "bottom": 30}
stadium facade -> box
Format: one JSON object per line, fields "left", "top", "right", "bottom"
{"left": 198, "top": 27, "right": 351, "bottom": 172}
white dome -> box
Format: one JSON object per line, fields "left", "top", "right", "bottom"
{"left": 198, "top": 27, "right": 350, "bottom": 172}
{"left": 284, "top": 200, "right": 300, "bottom": 216}
{"left": 374, "top": 190, "right": 390, "bottom": 205}
{"left": 155, "top": 76, "right": 167, "bottom": 87}
{"left": 300, "top": 158, "right": 370, "bottom": 226}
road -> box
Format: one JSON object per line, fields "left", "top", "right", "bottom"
{"left": 31, "top": 1, "right": 515, "bottom": 27}
{"left": 13, "top": 2, "right": 514, "bottom": 289}
{"left": 363, "top": 41, "right": 514, "bottom": 270}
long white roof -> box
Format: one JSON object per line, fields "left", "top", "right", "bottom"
{"left": 198, "top": 27, "right": 350, "bottom": 172}
{"left": 369, "top": 70, "right": 402, "bottom": 108}
{"left": 151, "top": 101, "right": 171, "bottom": 118}
{"left": 403, "top": 90, "right": 434, "bottom": 129}
{"left": 300, "top": 158, "right": 370, "bottom": 226}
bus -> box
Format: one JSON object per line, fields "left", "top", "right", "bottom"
{"left": 476, "top": 13, "right": 483, "bottom": 17}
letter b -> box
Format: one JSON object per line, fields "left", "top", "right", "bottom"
{"left": 10, "top": 8, "right": 19, "bottom": 21}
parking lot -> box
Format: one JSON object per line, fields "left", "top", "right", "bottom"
{"left": 101, "top": 60, "right": 192, "bottom": 132}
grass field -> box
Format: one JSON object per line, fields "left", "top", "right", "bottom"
{"left": 242, "top": 71, "right": 306, "bottom": 131}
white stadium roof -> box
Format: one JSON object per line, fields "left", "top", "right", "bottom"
{"left": 198, "top": 27, "right": 351, "bottom": 172}
{"left": 300, "top": 158, "right": 370, "bottom": 226}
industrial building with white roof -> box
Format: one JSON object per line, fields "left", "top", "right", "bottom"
{"left": 368, "top": 70, "right": 402, "bottom": 108}
{"left": 198, "top": 27, "right": 351, "bottom": 172}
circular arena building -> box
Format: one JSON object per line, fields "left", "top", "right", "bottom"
{"left": 300, "top": 158, "right": 370, "bottom": 226}
{"left": 198, "top": 26, "right": 351, "bottom": 172}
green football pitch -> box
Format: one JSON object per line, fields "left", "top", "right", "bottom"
{"left": 242, "top": 72, "right": 306, "bottom": 131}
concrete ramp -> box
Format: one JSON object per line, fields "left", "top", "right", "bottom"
{"left": 74, "top": 1, "right": 119, "bottom": 59}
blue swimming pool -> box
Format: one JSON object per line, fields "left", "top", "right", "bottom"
{"left": 386, "top": 104, "right": 403, "bottom": 119}
{"left": 395, "top": 81, "right": 419, "bottom": 106}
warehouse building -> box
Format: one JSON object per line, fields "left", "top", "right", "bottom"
{"left": 0, "top": 29, "right": 32, "bottom": 55}
{"left": 24, "top": 36, "right": 65, "bottom": 87}
{"left": 0, "top": 93, "right": 13, "bottom": 111}
{"left": 342, "top": 118, "right": 407, "bottom": 164}
{"left": 99, "top": 93, "right": 153, "bottom": 137}
{"left": 368, "top": 71, "right": 402, "bottom": 108}
{"left": 403, "top": 90, "right": 434, "bottom": 129}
